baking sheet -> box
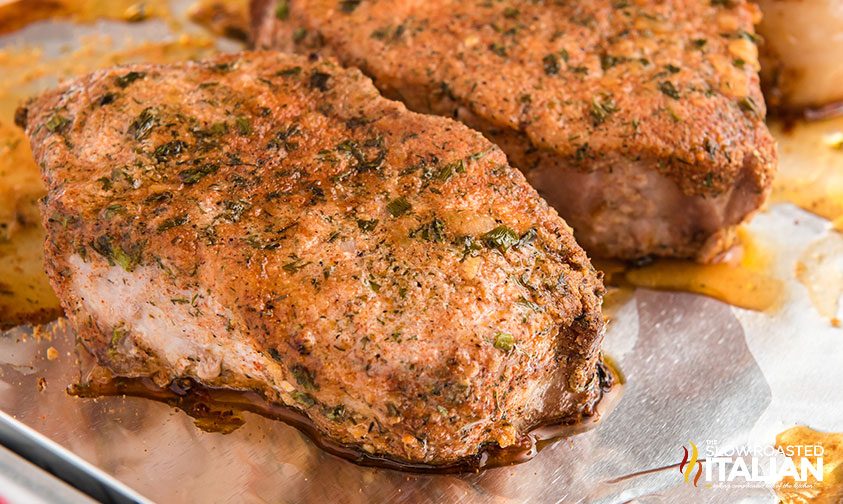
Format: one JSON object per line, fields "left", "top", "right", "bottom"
{"left": 1, "top": 4, "right": 843, "bottom": 503}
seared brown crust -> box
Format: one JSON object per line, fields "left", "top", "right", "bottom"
{"left": 252, "top": 0, "right": 777, "bottom": 260}
{"left": 22, "top": 52, "right": 605, "bottom": 465}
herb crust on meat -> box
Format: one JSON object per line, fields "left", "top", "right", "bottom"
{"left": 20, "top": 52, "right": 606, "bottom": 467}
{"left": 252, "top": 0, "right": 777, "bottom": 261}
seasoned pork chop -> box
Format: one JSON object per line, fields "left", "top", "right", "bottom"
{"left": 19, "top": 52, "right": 606, "bottom": 467}
{"left": 252, "top": 0, "right": 777, "bottom": 261}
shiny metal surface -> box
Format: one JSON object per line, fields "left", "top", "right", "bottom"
{"left": 0, "top": 444, "right": 95, "bottom": 504}
{"left": 1, "top": 6, "right": 842, "bottom": 503}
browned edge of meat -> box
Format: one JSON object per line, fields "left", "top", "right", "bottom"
{"left": 18, "top": 51, "right": 608, "bottom": 469}
{"left": 251, "top": 0, "right": 777, "bottom": 262}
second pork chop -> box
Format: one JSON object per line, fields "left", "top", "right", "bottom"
{"left": 252, "top": 0, "right": 777, "bottom": 261}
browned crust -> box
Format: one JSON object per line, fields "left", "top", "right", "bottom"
{"left": 23, "top": 51, "right": 606, "bottom": 465}
{"left": 251, "top": 0, "right": 777, "bottom": 260}
{"left": 252, "top": 0, "right": 776, "bottom": 199}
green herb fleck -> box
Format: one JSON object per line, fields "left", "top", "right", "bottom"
{"left": 207, "top": 122, "right": 228, "bottom": 136}
{"left": 110, "top": 327, "right": 126, "bottom": 348}
{"left": 703, "top": 138, "right": 718, "bottom": 159}
{"left": 410, "top": 218, "right": 446, "bottom": 242}
{"left": 738, "top": 96, "right": 759, "bottom": 117}
{"left": 276, "top": 66, "right": 302, "bottom": 77}
{"left": 157, "top": 214, "right": 189, "bottom": 233}
{"left": 128, "top": 107, "right": 157, "bottom": 141}
{"left": 335, "top": 137, "right": 386, "bottom": 173}
{"left": 96, "top": 177, "right": 113, "bottom": 191}
{"left": 45, "top": 113, "right": 70, "bottom": 133}
{"left": 482, "top": 225, "right": 519, "bottom": 252}
{"left": 102, "top": 204, "right": 125, "bottom": 219}
{"left": 494, "top": 332, "right": 515, "bottom": 352}
{"left": 325, "top": 405, "right": 346, "bottom": 421}
{"left": 283, "top": 258, "right": 311, "bottom": 273}
{"left": 574, "top": 143, "right": 591, "bottom": 162}
{"left": 356, "top": 219, "right": 378, "bottom": 232}
{"left": 145, "top": 191, "right": 173, "bottom": 204}
{"left": 275, "top": 0, "right": 289, "bottom": 19}
{"left": 115, "top": 71, "right": 146, "bottom": 88}
{"left": 267, "top": 123, "right": 302, "bottom": 151}
{"left": 543, "top": 54, "right": 560, "bottom": 76}
{"left": 517, "top": 228, "right": 537, "bottom": 248}
{"left": 291, "top": 365, "right": 318, "bottom": 390}
{"left": 291, "top": 391, "right": 316, "bottom": 407}
{"left": 590, "top": 95, "right": 617, "bottom": 126}
{"left": 339, "top": 0, "right": 362, "bottom": 13}
{"left": 234, "top": 116, "right": 252, "bottom": 136}
{"left": 429, "top": 159, "right": 465, "bottom": 183}
{"left": 600, "top": 53, "right": 625, "bottom": 70}
{"left": 154, "top": 140, "right": 189, "bottom": 162}
{"left": 310, "top": 72, "right": 331, "bottom": 91}
{"left": 98, "top": 93, "right": 116, "bottom": 106}
{"left": 658, "top": 81, "right": 680, "bottom": 100}
{"left": 489, "top": 42, "right": 507, "bottom": 57}
{"left": 516, "top": 297, "right": 542, "bottom": 312}
{"left": 386, "top": 197, "right": 412, "bottom": 217}
{"left": 91, "top": 235, "right": 142, "bottom": 272}
{"left": 178, "top": 163, "right": 218, "bottom": 184}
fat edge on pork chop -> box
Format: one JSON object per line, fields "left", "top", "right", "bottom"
{"left": 252, "top": 0, "right": 777, "bottom": 262}
{"left": 18, "top": 52, "right": 607, "bottom": 467}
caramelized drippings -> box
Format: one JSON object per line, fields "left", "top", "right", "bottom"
{"left": 0, "top": 92, "right": 58, "bottom": 330}
{"left": 775, "top": 426, "right": 843, "bottom": 503}
{"left": 68, "top": 359, "right": 621, "bottom": 473}
{"left": 188, "top": 0, "right": 249, "bottom": 42}
{"left": 0, "top": 122, "right": 43, "bottom": 241}
{"left": 766, "top": 117, "right": 843, "bottom": 324}
{"left": 0, "top": 0, "right": 171, "bottom": 35}
{"left": 595, "top": 259, "right": 635, "bottom": 321}
{"left": 795, "top": 233, "right": 843, "bottom": 326}
{"left": 771, "top": 117, "right": 843, "bottom": 223}
{"left": 596, "top": 229, "right": 783, "bottom": 312}
{"left": 0, "top": 225, "right": 62, "bottom": 330}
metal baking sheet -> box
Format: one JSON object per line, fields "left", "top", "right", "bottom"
{"left": 0, "top": 443, "right": 95, "bottom": 504}
{"left": 1, "top": 4, "right": 843, "bottom": 503}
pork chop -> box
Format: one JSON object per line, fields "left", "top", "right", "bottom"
{"left": 19, "top": 52, "right": 607, "bottom": 468}
{"left": 252, "top": 0, "right": 777, "bottom": 261}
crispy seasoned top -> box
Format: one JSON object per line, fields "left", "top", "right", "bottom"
{"left": 20, "top": 52, "right": 604, "bottom": 463}
{"left": 254, "top": 0, "right": 775, "bottom": 197}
